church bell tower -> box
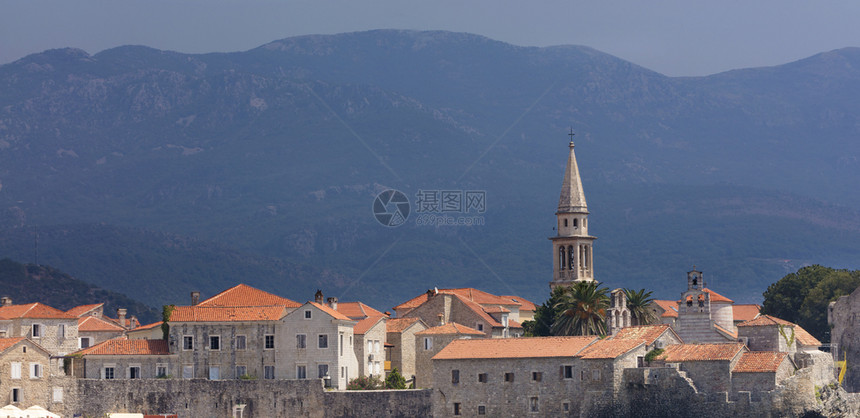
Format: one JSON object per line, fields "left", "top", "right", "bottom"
{"left": 549, "top": 131, "right": 596, "bottom": 289}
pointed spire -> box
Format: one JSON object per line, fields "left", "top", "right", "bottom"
{"left": 557, "top": 139, "right": 588, "bottom": 213}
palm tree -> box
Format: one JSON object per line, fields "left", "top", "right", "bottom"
{"left": 624, "top": 288, "right": 658, "bottom": 326}
{"left": 551, "top": 281, "right": 610, "bottom": 336}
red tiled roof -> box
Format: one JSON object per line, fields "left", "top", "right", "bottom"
{"left": 394, "top": 288, "right": 522, "bottom": 310}
{"left": 653, "top": 300, "right": 679, "bottom": 318}
{"left": 169, "top": 305, "right": 286, "bottom": 322}
{"left": 482, "top": 305, "right": 511, "bottom": 314}
{"left": 736, "top": 315, "right": 821, "bottom": 347}
{"left": 336, "top": 302, "right": 387, "bottom": 319}
{"left": 307, "top": 302, "right": 353, "bottom": 321}
{"left": 733, "top": 351, "right": 791, "bottom": 373}
{"left": 432, "top": 336, "right": 597, "bottom": 360}
{"left": 79, "top": 315, "right": 126, "bottom": 332}
{"left": 133, "top": 321, "right": 163, "bottom": 331}
{"left": 0, "top": 337, "right": 25, "bottom": 353}
{"left": 76, "top": 338, "right": 169, "bottom": 356}
{"left": 501, "top": 296, "right": 536, "bottom": 311}
{"left": 66, "top": 303, "right": 104, "bottom": 317}
{"left": 657, "top": 343, "right": 746, "bottom": 362}
{"left": 714, "top": 324, "right": 738, "bottom": 340}
{"left": 0, "top": 303, "right": 77, "bottom": 319}
{"left": 679, "top": 289, "right": 733, "bottom": 304}
{"left": 354, "top": 316, "right": 386, "bottom": 335}
{"left": 578, "top": 338, "right": 646, "bottom": 359}
{"left": 386, "top": 317, "right": 425, "bottom": 333}
{"left": 613, "top": 325, "right": 678, "bottom": 345}
{"left": 416, "top": 322, "right": 485, "bottom": 336}
{"left": 733, "top": 304, "right": 761, "bottom": 322}
{"left": 197, "top": 284, "right": 301, "bottom": 308}
{"left": 508, "top": 319, "right": 523, "bottom": 329}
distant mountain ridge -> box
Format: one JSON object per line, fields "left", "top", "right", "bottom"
{"left": 1, "top": 30, "right": 859, "bottom": 309}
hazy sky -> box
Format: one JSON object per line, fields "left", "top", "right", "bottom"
{"left": 2, "top": 1, "right": 859, "bottom": 76}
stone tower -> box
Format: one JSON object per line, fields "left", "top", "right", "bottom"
{"left": 549, "top": 137, "right": 596, "bottom": 289}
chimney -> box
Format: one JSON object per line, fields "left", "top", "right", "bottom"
{"left": 438, "top": 313, "right": 445, "bottom": 326}
{"left": 314, "top": 290, "right": 324, "bottom": 304}
{"left": 191, "top": 291, "right": 200, "bottom": 306}
{"left": 0, "top": 296, "right": 11, "bottom": 307}
{"left": 327, "top": 297, "right": 338, "bottom": 311}
{"left": 129, "top": 317, "right": 138, "bottom": 330}
{"left": 117, "top": 308, "right": 127, "bottom": 326}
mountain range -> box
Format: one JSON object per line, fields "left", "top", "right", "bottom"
{"left": 1, "top": 30, "right": 859, "bottom": 310}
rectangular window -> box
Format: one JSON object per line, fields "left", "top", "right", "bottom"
{"left": 563, "top": 402, "right": 570, "bottom": 412}
{"left": 104, "top": 367, "right": 115, "bottom": 380}
{"left": 423, "top": 337, "right": 432, "bottom": 350}
{"left": 505, "top": 372, "right": 514, "bottom": 382}
{"left": 581, "top": 370, "right": 586, "bottom": 381}
{"left": 156, "top": 364, "right": 168, "bottom": 378}
{"left": 374, "top": 340, "right": 380, "bottom": 353}
{"left": 11, "top": 388, "right": 20, "bottom": 403}
{"left": 454, "top": 403, "right": 461, "bottom": 416}
{"left": 53, "top": 387, "right": 63, "bottom": 403}
{"left": 297, "top": 334, "right": 307, "bottom": 348}
{"left": 11, "top": 362, "right": 21, "bottom": 379}
{"left": 340, "top": 333, "right": 344, "bottom": 356}
{"left": 129, "top": 366, "right": 141, "bottom": 379}
{"left": 318, "top": 364, "right": 329, "bottom": 379}
{"left": 58, "top": 324, "right": 66, "bottom": 339}
{"left": 209, "top": 335, "right": 220, "bottom": 350}
{"left": 182, "top": 365, "right": 193, "bottom": 379}
{"left": 264, "top": 334, "right": 275, "bottom": 350}
{"left": 236, "top": 365, "right": 247, "bottom": 378}
{"left": 31, "top": 324, "right": 41, "bottom": 338}
{"left": 209, "top": 367, "right": 220, "bottom": 380}
{"left": 341, "top": 366, "right": 345, "bottom": 378}
{"left": 79, "top": 337, "right": 92, "bottom": 349}
{"left": 563, "top": 365, "right": 573, "bottom": 379}
{"left": 530, "top": 397, "right": 539, "bottom": 413}
{"left": 452, "top": 369, "right": 459, "bottom": 384}
{"left": 476, "top": 323, "right": 484, "bottom": 332}
{"left": 592, "top": 369, "right": 600, "bottom": 381}
{"left": 264, "top": 365, "right": 275, "bottom": 380}
{"left": 235, "top": 335, "right": 246, "bottom": 350}
{"left": 532, "top": 371, "right": 542, "bottom": 382}
{"left": 304, "top": 310, "right": 312, "bottom": 319}
{"left": 297, "top": 365, "right": 307, "bottom": 379}
{"left": 183, "top": 335, "right": 193, "bottom": 350}
{"left": 367, "top": 340, "right": 373, "bottom": 353}
{"left": 318, "top": 334, "right": 328, "bottom": 349}
{"left": 29, "top": 363, "right": 42, "bottom": 379}
{"left": 478, "top": 373, "right": 488, "bottom": 383}
{"left": 478, "top": 405, "right": 486, "bottom": 415}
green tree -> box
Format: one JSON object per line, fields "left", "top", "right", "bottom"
{"left": 523, "top": 286, "right": 566, "bottom": 337}
{"left": 385, "top": 367, "right": 407, "bottom": 389}
{"left": 624, "top": 288, "right": 658, "bottom": 326}
{"left": 161, "top": 304, "right": 175, "bottom": 340}
{"left": 551, "top": 281, "right": 610, "bottom": 336}
{"left": 346, "top": 375, "right": 384, "bottom": 390}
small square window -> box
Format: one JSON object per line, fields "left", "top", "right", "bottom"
{"left": 129, "top": 366, "right": 141, "bottom": 379}
{"left": 156, "top": 364, "right": 168, "bottom": 378}
{"left": 296, "top": 365, "right": 307, "bottom": 379}
{"left": 504, "top": 372, "right": 514, "bottom": 382}
{"left": 182, "top": 365, "right": 194, "bottom": 379}
{"left": 104, "top": 367, "right": 115, "bottom": 380}
{"left": 209, "top": 336, "right": 220, "bottom": 350}
{"left": 563, "top": 402, "right": 570, "bottom": 412}
{"left": 183, "top": 336, "right": 193, "bottom": 350}
{"left": 236, "top": 365, "right": 247, "bottom": 378}
{"left": 264, "top": 335, "right": 275, "bottom": 350}
{"left": 79, "top": 337, "right": 92, "bottom": 349}
{"left": 53, "top": 387, "right": 63, "bottom": 403}
{"left": 318, "top": 334, "right": 328, "bottom": 349}
{"left": 563, "top": 365, "right": 573, "bottom": 379}
{"left": 30, "top": 363, "right": 42, "bottom": 379}
{"left": 532, "top": 371, "right": 542, "bottom": 382}
{"left": 264, "top": 366, "right": 275, "bottom": 380}
{"left": 31, "top": 324, "right": 41, "bottom": 338}
{"left": 476, "top": 323, "right": 484, "bottom": 332}
{"left": 451, "top": 370, "right": 459, "bottom": 384}
{"left": 235, "top": 335, "right": 246, "bottom": 350}
{"left": 297, "top": 334, "right": 307, "bottom": 349}
{"left": 478, "top": 405, "right": 486, "bottom": 415}
{"left": 478, "top": 373, "right": 488, "bottom": 383}
{"left": 592, "top": 369, "right": 600, "bottom": 381}
{"left": 304, "top": 310, "right": 312, "bottom": 319}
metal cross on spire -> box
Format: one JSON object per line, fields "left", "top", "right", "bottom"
{"left": 568, "top": 127, "right": 575, "bottom": 147}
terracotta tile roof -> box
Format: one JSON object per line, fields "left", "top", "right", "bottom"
{"left": 736, "top": 315, "right": 821, "bottom": 347}
{"left": 613, "top": 325, "right": 677, "bottom": 345}
{"left": 578, "top": 338, "right": 646, "bottom": 359}
{"left": 0, "top": 337, "right": 25, "bottom": 353}
{"left": 653, "top": 300, "right": 679, "bottom": 318}
{"left": 714, "top": 324, "right": 738, "bottom": 340}
{"left": 455, "top": 295, "right": 503, "bottom": 328}
{"left": 657, "top": 343, "right": 746, "bottom": 362}
{"left": 432, "top": 336, "right": 598, "bottom": 360}
{"left": 79, "top": 315, "right": 126, "bottom": 332}
{"left": 679, "top": 289, "right": 733, "bottom": 304}
{"left": 482, "top": 305, "right": 511, "bottom": 314}
{"left": 169, "top": 305, "right": 287, "bottom": 322}
{"left": 416, "top": 322, "right": 485, "bottom": 336}
{"left": 197, "top": 284, "right": 301, "bottom": 308}
{"left": 335, "top": 302, "right": 387, "bottom": 319}
{"left": 353, "top": 315, "right": 386, "bottom": 335}
{"left": 386, "top": 317, "right": 425, "bottom": 333}
{"left": 733, "top": 351, "right": 791, "bottom": 373}
{"left": 732, "top": 304, "right": 761, "bottom": 322}
{"left": 508, "top": 319, "right": 523, "bottom": 329}
{"left": 394, "top": 288, "right": 521, "bottom": 310}
{"left": 66, "top": 303, "right": 104, "bottom": 317}
{"left": 307, "top": 302, "right": 353, "bottom": 321}
{"left": 501, "top": 296, "right": 537, "bottom": 311}
{"left": 0, "top": 303, "right": 77, "bottom": 319}
{"left": 133, "top": 321, "right": 163, "bottom": 331}
{"left": 76, "top": 338, "right": 169, "bottom": 356}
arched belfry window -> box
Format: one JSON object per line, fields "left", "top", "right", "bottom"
{"left": 559, "top": 247, "right": 566, "bottom": 270}
{"left": 573, "top": 219, "right": 578, "bottom": 228}
{"left": 568, "top": 246, "right": 575, "bottom": 271}
{"left": 564, "top": 219, "right": 568, "bottom": 227}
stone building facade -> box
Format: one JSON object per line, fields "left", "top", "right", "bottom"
{"left": 0, "top": 302, "right": 80, "bottom": 356}
{"left": 396, "top": 291, "right": 523, "bottom": 338}
{"left": 0, "top": 337, "right": 60, "bottom": 410}
{"left": 731, "top": 351, "right": 797, "bottom": 392}
{"left": 414, "top": 322, "right": 485, "bottom": 389}
{"left": 675, "top": 269, "right": 737, "bottom": 344}
{"left": 352, "top": 316, "right": 386, "bottom": 378}
{"left": 385, "top": 317, "right": 427, "bottom": 383}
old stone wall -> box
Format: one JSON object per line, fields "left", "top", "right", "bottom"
{"left": 794, "top": 350, "right": 834, "bottom": 386}
{"left": 829, "top": 289, "right": 860, "bottom": 392}
{"left": 675, "top": 361, "right": 733, "bottom": 393}
{"left": 739, "top": 325, "right": 795, "bottom": 353}
{"left": 168, "top": 321, "right": 278, "bottom": 380}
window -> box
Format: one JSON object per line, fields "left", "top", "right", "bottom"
{"left": 209, "top": 367, "right": 220, "bottom": 380}
{"left": 451, "top": 369, "right": 459, "bottom": 384}
{"left": 573, "top": 218, "right": 578, "bottom": 228}
{"left": 367, "top": 340, "right": 373, "bottom": 353}
{"left": 304, "top": 310, "right": 312, "bottom": 319}
{"left": 341, "top": 366, "right": 345, "bottom": 378}
{"left": 563, "top": 402, "right": 570, "bottom": 412}
{"left": 182, "top": 365, "right": 193, "bottom": 379}
{"left": 104, "top": 367, "right": 115, "bottom": 380}
{"left": 339, "top": 333, "right": 344, "bottom": 356}
{"left": 235, "top": 335, "right": 246, "bottom": 350}
{"left": 183, "top": 335, "right": 193, "bottom": 350}
{"left": 29, "top": 363, "right": 42, "bottom": 379}
{"left": 318, "top": 334, "right": 328, "bottom": 349}
{"left": 296, "top": 365, "right": 307, "bottom": 379}
{"left": 502, "top": 314, "right": 509, "bottom": 327}
{"left": 11, "top": 362, "right": 21, "bottom": 379}
{"left": 532, "top": 371, "right": 542, "bottom": 382}
{"left": 318, "top": 364, "right": 329, "bottom": 379}
{"left": 210, "top": 335, "right": 220, "bottom": 350}
{"left": 79, "top": 337, "right": 92, "bottom": 349}
{"left": 297, "top": 334, "right": 307, "bottom": 349}
{"left": 156, "top": 364, "right": 168, "bottom": 378}
{"left": 11, "top": 388, "right": 20, "bottom": 403}
{"left": 58, "top": 324, "right": 65, "bottom": 339}
{"left": 530, "top": 397, "right": 539, "bottom": 413}
{"left": 423, "top": 337, "right": 432, "bottom": 350}
{"left": 476, "top": 323, "right": 484, "bottom": 332}
{"left": 236, "top": 365, "right": 247, "bottom": 378}
{"left": 478, "top": 405, "right": 486, "bottom": 415}
{"left": 31, "top": 324, "right": 41, "bottom": 338}
{"left": 453, "top": 403, "right": 461, "bottom": 416}
{"left": 564, "top": 219, "right": 568, "bottom": 227}
{"left": 264, "top": 334, "right": 275, "bottom": 349}
{"left": 580, "top": 370, "right": 586, "bottom": 381}
{"left": 504, "top": 372, "right": 514, "bottom": 382}
{"left": 592, "top": 369, "right": 600, "bottom": 381}
{"left": 478, "top": 373, "right": 488, "bottom": 383}
{"left": 562, "top": 365, "right": 573, "bottom": 379}
{"left": 264, "top": 366, "right": 275, "bottom": 380}
{"left": 53, "top": 387, "right": 63, "bottom": 403}
{"left": 374, "top": 340, "right": 380, "bottom": 353}
{"left": 127, "top": 366, "right": 140, "bottom": 379}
